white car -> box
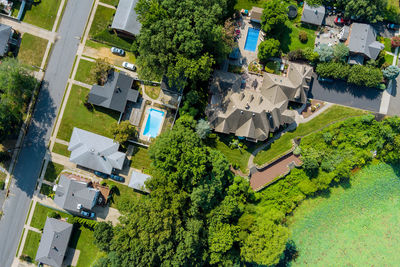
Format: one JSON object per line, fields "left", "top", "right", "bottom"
{"left": 122, "top": 61, "right": 136, "bottom": 71}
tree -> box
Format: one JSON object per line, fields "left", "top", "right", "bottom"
{"left": 196, "top": 119, "right": 211, "bottom": 139}
{"left": 383, "top": 65, "right": 400, "bottom": 80}
{"left": 94, "top": 222, "right": 114, "bottom": 252}
{"left": 336, "top": 0, "right": 387, "bottom": 23}
{"left": 261, "top": 0, "right": 288, "bottom": 36}
{"left": 348, "top": 65, "right": 383, "bottom": 87}
{"left": 315, "top": 44, "right": 334, "bottom": 62}
{"left": 110, "top": 121, "right": 136, "bottom": 145}
{"left": 391, "top": 36, "right": 400, "bottom": 48}
{"left": 333, "top": 43, "right": 349, "bottom": 62}
{"left": 91, "top": 58, "right": 111, "bottom": 85}
{"left": 306, "top": 0, "right": 323, "bottom": 6}
{"left": 258, "top": 39, "right": 280, "bottom": 62}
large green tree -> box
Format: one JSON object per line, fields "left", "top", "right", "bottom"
{"left": 135, "top": 0, "right": 234, "bottom": 86}
{"left": 337, "top": 0, "right": 387, "bottom": 23}
{"left": 260, "top": 0, "right": 288, "bottom": 36}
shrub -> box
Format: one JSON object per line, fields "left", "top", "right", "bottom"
{"left": 391, "top": 36, "right": 400, "bottom": 48}
{"left": 293, "top": 146, "right": 301, "bottom": 156}
{"left": 92, "top": 30, "right": 134, "bottom": 52}
{"left": 19, "top": 254, "right": 32, "bottom": 262}
{"left": 84, "top": 94, "right": 93, "bottom": 111}
{"left": 348, "top": 65, "right": 383, "bottom": 88}
{"left": 0, "top": 151, "right": 11, "bottom": 162}
{"left": 381, "top": 62, "right": 391, "bottom": 70}
{"left": 287, "top": 49, "right": 304, "bottom": 61}
{"left": 258, "top": 38, "right": 280, "bottom": 62}
{"left": 0, "top": 180, "right": 4, "bottom": 190}
{"left": 71, "top": 216, "right": 98, "bottom": 229}
{"left": 298, "top": 31, "right": 308, "bottom": 43}
{"left": 383, "top": 65, "right": 400, "bottom": 80}
{"left": 47, "top": 211, "right": 60, "bottom": 219}
{"left": 333, "top": 43, "right": 349, "bottom": 62}
{"left": 303, "top": 47, "right": 319, "bottom": 63}
{"left": 315, "top": 44, "right": 334, "bottom": 62}
{"left": 316, "top": 62, "right": 350, "bottom": 80}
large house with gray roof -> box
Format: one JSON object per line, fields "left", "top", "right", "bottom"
{"left": 0, "top": 24, "right": 13, "bottom": 57}
{"left": 206, "top": 63, "right": 312, "bottom": 142}
{"left": 301, "top": 3, "right": 325, "bottom": 26}
{"left": 88, "top": 70, "right": 139, "bottom": 113}
{"left": 68, "top": 127, "right": 126, "bottom": 174}
{"left": 111, "top": 0, "right": 141, "bottom": 36}
{"left": 54, "top": 174, "right": 100, "bottom": 213}
{"left": 347, "top": 23, "right": 384, "bottom": 64}
{"left": 35, "top": 218, "right": 73, "bottom": 267}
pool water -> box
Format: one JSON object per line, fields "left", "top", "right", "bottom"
{"left": 244, "top": 27, "right": 260, "bottom": 52}
{"left": 143, "top": 108, "right": 165, "bottom": 138}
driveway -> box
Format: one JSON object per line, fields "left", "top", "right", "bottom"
{"left": 0, "top": 0, "right": 94, "bottom": 265}
{"left": 309, "top": 74, "right": 382, "bottom": 112}
{"left": 387, "top": 76, "right": 400, "bottom": 116}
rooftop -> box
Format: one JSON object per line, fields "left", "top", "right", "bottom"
{"left": 348, "top": 23, "right": 384, "bottom": 60}
{"left": 111, "top": 0, "right": 141, "bottom": 35}
{"left": 301, "top": 3, "right": 325, "bottom": 26}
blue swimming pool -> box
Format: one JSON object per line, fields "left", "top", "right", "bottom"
{"left": 143, "top": 108, "right": 165, "bottom": 138}
{"left": 244, "top": 28, "right": 260, "bottom": 52}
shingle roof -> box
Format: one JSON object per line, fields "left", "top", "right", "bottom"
{"left": 35, "top": 218, "right": 73, "bottom": 267}
{"left": 54, "top": 174, "right": 99, "bottom": 212}
{"left": 250, "top": 7, "right": 263, "bottom": 22}
{"left": 129, "top": 170, "right": 150, "bottom": 192}
{"left": 348, "top": 23, "right": 384, "bottom": 60}
{"left": 68, "top": 128, "right": 126, "bottom": 174}
{"left": 0, "top": 24, "right": 11, "bottom": 57}
{"left": 88, "top": 71, "right": 139, "bottom": 113}
{"left": 301, "top": 3, "right": 325, "bottom": 26}
{"left": 111, "top": 0, "right": 141, "bottom": 36}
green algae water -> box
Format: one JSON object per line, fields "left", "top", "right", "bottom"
{"left": 288, "top": 163, "right": 400, "bottom": 266}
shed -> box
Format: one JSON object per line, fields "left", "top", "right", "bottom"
{"left": 128, "top": 170, "right": 150, "bottom": 193}
{"left": 111, "top": 0, "right": 141, "bottom": 36}
{"left": 301, "top": 3, "right": 325, "bottom": 26}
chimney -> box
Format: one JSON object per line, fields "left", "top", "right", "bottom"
{"left": 240, "top": 92, "right": 245, "bottom": 100}
{"left": 259, "top": 96, "right": 263, "bottom": 104}
{"left": 249, "top": 94, "right": 254, "bottom": 102}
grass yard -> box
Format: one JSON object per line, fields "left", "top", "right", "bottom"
{"left": 74, "top": 59, "right": 97, "bottom": 85}
{"left": 57, "top": 85, "right": 120, "bottom": 141}
{"left": 100, "top": 0, "right": 120, "bottom": 6}
{"left": 44, "top": 162, "right": 64, "bottom": 183}
{"left": 288, "top": 163, "right": 400, "bottom": 266}
{"left": 130, "top": 146, "right": 152, "bottom": 173}
{"left": 52, "top": 142, "right": 71, "bottom": 157}
{"left": 254, "top": 105, "right": 367, "bottom": 166}
{"left": 89, "top": 5, "right": 115, "bottom": 37}
{"left": 383, "top": 37, "right": 395, "bottom": 53}
{"left": 69, "top": 226, "right": 106, "bottom": 267}
{"left": 18, "top": 33, "right": 48, "bottom": 68}
{"left": 144, "top": 85, "right": 161, "bottom": 100}
{"left": 85, "top": 40, "right": 137, "bottom": 64}
{"left": 385, "top": 52, "right": 395, "bottom": 65}
{"left": 30, "top": 203, "right": 72, "bottom": 230}
{"left": 235, "top": 0, "right": 267, "bottom": 10}
{"left": 281, "top": 22, "right": 316, "bottom": 53}
{"left": 103, "top": 180, "right": 140, "bottom": 209}
{"left": 21, "top": 230, "right": 41, "bottom": 262}
{"left": 39, "top": 183, "right": 53, "bottom": 197}
{"left": 21, "top": 0, "right": 62, "bottom": 31}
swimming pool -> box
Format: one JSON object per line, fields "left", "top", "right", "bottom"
{"left": 143, "top": 108, "right": 165, "bottom": 138}
{"left": 244, "top": 27, "right": 260, "bottom": 52}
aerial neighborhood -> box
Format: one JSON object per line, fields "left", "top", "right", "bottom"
{"left": 0, "top": 0, "right": 399, "bottom": 266}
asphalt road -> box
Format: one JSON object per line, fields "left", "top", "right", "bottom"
{"left": 0, "top": 0, "right": 93, "bottom": 265}
{"left": 309, "top": 74, "right": 383, "bottom": 112}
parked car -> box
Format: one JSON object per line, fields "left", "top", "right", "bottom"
{"left": 122, "top": 61, "right": 136, "bottom": 71}
{"left": 111, "top": 47, "right": 125, "bottom": 56}
{"left": 387, "top": 23, "right": 400, "bottom": 30}
{"left": 80, "top": 210, "right": 95, "bottom": 218}
{"left": 318, "top": 76, "right": 334, "bottom": 83}
{"left": 334, "top": 16, "right": 350, "bottom": 25}
{"left": 94, "top": 171, "right": 108, "bottom": 179}
{"left": 110, "top": 174, "right": 125, "bottom": 182}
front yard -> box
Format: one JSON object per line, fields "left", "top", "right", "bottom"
{"left": 19, "top": 0, "right": 62, "bottom": 31}
{"left": 44, "top": 162, "right": 64, "bottom": 182}
{"left": 74, "top": 59, "right": 97, "bottom": 85}
{"left": 30, "top": 203, "right": 72, "bottom": 230}
{"left": 52, "top": 142, "right": 71, "bottom": 157}
{"left": 21, "top": 230, "right": 41, "bottom": 263}
{"left": 18, "top": 33, "right": 48, "bottom": 68}
{"left": 57, "top": 85, "right": 120, "bottom": 141}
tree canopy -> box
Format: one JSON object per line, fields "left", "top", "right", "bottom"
{"left": 258, "top": 38, "right": 280, "bottom": 62}
{"left": 260, "top": 0, "right": 288, "bottom": 37}
{"left": 337, "top": 0, "right": 387, "bottom": 23}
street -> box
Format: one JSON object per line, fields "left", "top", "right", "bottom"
{"left": 0, "top": 0, "right": 94, "bottom": 265}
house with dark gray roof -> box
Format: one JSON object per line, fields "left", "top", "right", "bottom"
{"left": 54, "top": 174, "right": 100, "bottom": 213}
{"left": 111, "top": 0, "right": 141, "bottom": 36}
{"left": 0, "top": 24, "right": 12, "bottom": 57}
{"left": 206, "top": 63, "right": 312, "bottom": 142}
{"left": 347, "top": 23, "right": 384, "bottom": 64}
{"left": 35, "top": 218, "right": 73, "bottom": 267}
{"left": 68, "top": 128, "right": 126, "bottom": 174}
{"left": 301, "top": 3, "right": 325, "bottom": 26}
{"left": 88, "top": 71, "right": 139, "bottom": 113}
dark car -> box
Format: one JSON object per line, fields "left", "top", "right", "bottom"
{"left": 110, "top": 174, "right": 125, "bottom": 182}
{"left": 111, "top": 47, "right": 125, "bottom": 56}
{"left": 387, "top": 23, "right": 400, "bottom": 30}
{"left": 80, "top": 210, "right": 95, "bottom": 218}
{"left": 318, "top": 76, "right": 334, "bottom": 83}
{"left": 94, "top": 171, "right": 108, "bottom": 179}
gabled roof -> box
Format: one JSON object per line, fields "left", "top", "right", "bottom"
{"left": 0, "top": 24, "right": 11, "bottom": 57}
{"left": 54, "top": 174, "right": 99, "bottom": 212}
{"left": 111, "top": 0, "right": 141, "bottom": 35}
{"left": 68, "top": 128, "right": 125, "bottom": 174}
{"left": 301, "top": 3, "right": 325, "bottom": 26}
{"left": 129, "top": 170, "right": 151, "bottom": 192}
{"left": 88, "top": 71, "right": 139, "bottom": 113}
{"left": 250, "top": 7, "right": 263, "bottom": 22}
{"left": 348, "top": 23, "right": 384, "bottom": 60}
{"left": 35, "top": 218, "right": 73, "bottom": 267}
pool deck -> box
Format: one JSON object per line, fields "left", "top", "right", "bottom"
{"left": 139, "top": 106, "right": 167, "bottom": 142}
{"left": 237, "top": 17, "right": 262, "bottom": 66}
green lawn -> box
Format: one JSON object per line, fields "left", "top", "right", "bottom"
{"left": 235, "top": 0, "right": 267, "bottom": 10}
{"left": 385, "top": 53, "right": 395, "bottom": 65}
{"left": 281, "top": 22, "right": 316, "bottom": 53}
{"left": 144, "top": 85, "right": 161, "bottom": 100}
{"left": 383, "top": 38, "right": 395, "bottom": 52}
{"left": 22, "top": 0, "right": 62, "bottom": 31}
{"left": 130, "top": 146, "right": 152, "bottom": 173}
{"left": 100, "top": 0, "right": 120, "bottom": 6}
{"left": 85, "top": 40, "right": 137, "bottom": 64}
{"left": 74, "top": 59, "right": 97, "bottom": 85}
{"left": 288, "top": 163, "right": 400, "bottom": 266}
{"left": 21, "top": 230, "right": 41, "bottom": 263}
{"left": 103, "top": 180, "right": 140, "bottom": 209}
{"left": 44, "top": 162, "right": 64, "bottom": 182}
{"left": 89, "top": 5, "right": 115, "bottom": 37}
{"left": 18, "top": 33, "right": 48, "bottom": 68}
{"left": 39, "top": 183, "right": 53, "bottom": 197}
{"left": 69, "top": 226, "right": 106, "bottom": 267}
{"left": 254, "top": 105, "right": 367, "bottom": 166}
{"left": 52, "top": 142, "right": 71, "bottom": 157}
{"left": 57, "top": 85, "right": 120, "bottom": 141}
{"left": 30, "top": 204, "right": 72, "bottom": 230}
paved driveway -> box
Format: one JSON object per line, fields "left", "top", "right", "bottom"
{"left": 0, "top": 0, "right": 94, "bottom": 265}
{"left": 387, "top": 76, "right": 400, "bottom": 116}
{"left": 309, "top": 74, "right": 382, "bottom": 112}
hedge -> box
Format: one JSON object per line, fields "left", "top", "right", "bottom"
{"left": 92, "top": 29, "right": 137, "bottom": 53}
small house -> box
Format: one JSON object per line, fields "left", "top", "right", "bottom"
{"left": 111, "top": 0, "right": 141, "bottom": 36}
{"left": 301, "top": 3, "right": 325, "bottom": 26}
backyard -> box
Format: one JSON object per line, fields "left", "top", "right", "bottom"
{"left": 281, "top": 22, "right": 316, "bottom": 53}
{"left": 57, "top": 85, "right": 120, "bottom": 141}
{"left": 254, "top": 105, "right": 367, "bottom": 166}
{"left": 18, "top": 33, "right": 48, "bottom": 68}
{"left": 44, "top": 162, "right": 64, "bottom": 182}
{"left": 144, "top": 85, "right": 161, "bottom": 100}
{"left": 235, "top": 0, "right": 267, "bottom": 10}
{"left": 74, "top": 59, "right": 97, "bottom": 85}
{"left": 130, "top": 145, "right": 152, "bottom": 174}
{"left": 103, "top": 180, "right": 140, "bottom": 209}
{"left": 288, "top": 163, "right": 400, "bottom": 266}
{"left": 17, "top": 0, "right": 62, "bottom": 30}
